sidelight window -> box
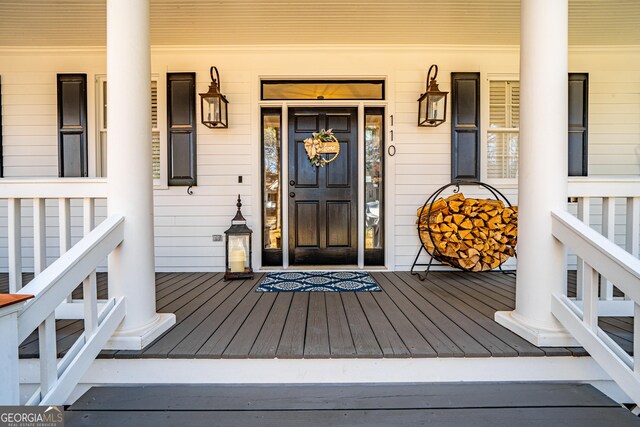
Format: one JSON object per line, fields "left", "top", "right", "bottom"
{"left": 262, "top": 108, "right": 283, "bottom": 266}
{"left": 364, "top": 108, "right": 384, "bottom": 266}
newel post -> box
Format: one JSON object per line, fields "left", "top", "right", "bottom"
{"left": 0, "top": 295, "right": 33, "bottom": 405}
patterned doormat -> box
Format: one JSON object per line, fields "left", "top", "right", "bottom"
{"left": 256, "top": 271, "right": 381, "bottom": 292}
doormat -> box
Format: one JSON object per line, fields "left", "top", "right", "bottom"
{"left": 256, "top": 271, "right": 381, "bottom": 292}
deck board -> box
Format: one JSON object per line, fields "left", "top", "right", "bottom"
{"left": 249, "top": 292, "right": 293, "bottom": 358}
{"left": 340, "top": 293, "right": 383, "bottom": 357}
{"left": 372, "top": 273, "right": 460, "bottom": 356}
{"left": 3, "top": 271, "right": 633, "bottom": 360}
{"left": 388, "top": 273, "right": 491, "bottom": 357}
{"left": 398, "top": 272, "right": 519, "bottom": 357}
{"left": 223, "top": 292, "right": 277, "bottom": 358}
{"left": 357, "top": 292, "right": 410, "bottom": 357}
{"left": 369, "top": 282, "right": 437, "bottom": 357}
{"left": 325, "top": 293, "right": 357, "bottom": 357}
{"left": 277, "top": 292, "right": 309, "bottom": 358}
{"left": 304, "top": 293, "right": 331, "bottom": 357}
{"left": 65, "top": 383, "right": 640, "bottom": 427}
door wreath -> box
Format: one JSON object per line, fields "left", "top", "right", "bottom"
{"left": 304, "top": 128, "right": 340, "bottom": 167}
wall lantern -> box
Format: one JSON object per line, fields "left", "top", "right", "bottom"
{"left": 418, "top": 64, "right": 448, "bottom": 127}
{"left": 199, "top": 66, "right": 229, "bottom": 128}
{"left": 224, "top": 195, "right": 253, "bottom": 281}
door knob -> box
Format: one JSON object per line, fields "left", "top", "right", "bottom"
{"left": 289, "top": 192, "right": 295, "bottom": 198}
{"left": 290, "top": 180, "right": 295, "bottom": 186}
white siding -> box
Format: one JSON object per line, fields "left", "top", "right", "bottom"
{"left": 1, "top": 46, "right": 639, "bottom": 271}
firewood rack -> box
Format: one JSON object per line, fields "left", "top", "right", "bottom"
{"left": 410, "top": 181, "right": 517, "bottom": 281}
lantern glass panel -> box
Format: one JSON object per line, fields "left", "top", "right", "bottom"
{"left": 428, "top": 93, "right": 446, "bottom": 121}
{"left": 204, "top": 96, "right": 222, "bottom": 123}
{"left": 419, "top": 96, "right": 428, "bottom": 125}
{"left": 228, "top": 234, "right": 250, "bottom": 272}
{"left": 220, "top": 99, "right": 227, "bottom": 124}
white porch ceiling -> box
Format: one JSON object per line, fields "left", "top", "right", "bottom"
{"left": 0, "top": 0, "right": 639, "bottom": 47}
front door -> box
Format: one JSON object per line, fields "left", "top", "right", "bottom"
{"left": 288, "top": 107, "right": 358, "bottom": 265}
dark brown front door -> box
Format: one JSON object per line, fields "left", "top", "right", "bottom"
{"left": 288, "top": 107, "right": 358, "bottom": 265}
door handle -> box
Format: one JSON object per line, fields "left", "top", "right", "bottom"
{"left": 290, "top": 180, "right": 296, "bottom": 186}
{"left": 289, "top": 192, "right": 295, "bottom": 198}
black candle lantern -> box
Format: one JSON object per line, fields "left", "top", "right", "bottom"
{"left": 199, "top": 66, "right": 229, "bottom": 129}
{"left": 418, "top": 64, "right": 448, "bottom": 127}
{"left": 224, "top": 195, "right": 253, "bottom": 281}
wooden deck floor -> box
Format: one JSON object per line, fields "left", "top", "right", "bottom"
{"left": 1, "top": 271, "right": 633, "bottom": 359}
{"left": 65, "top": 383, "right": 640, "bottom": 426}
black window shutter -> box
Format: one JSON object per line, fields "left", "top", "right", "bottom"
{"left": 451, "top": 73, "right": 480, "bottom": 181}
{"left": 57, "top": 74, "right": 88, "bottom": 177}
{"left": 167, "top": 73, "right": 197, "bottom": 186}
{"left": 568, "top": 73, "right": 588, "bottom": 176}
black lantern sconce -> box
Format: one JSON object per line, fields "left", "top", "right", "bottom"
{"left": 199, "top": 66, "right": 229, "bottom": 129}
{"left": 418, "top": 64, "right": 448, "bottom": 127}
{"left": 224, "top": 195, "right": 253, "bottom": 281}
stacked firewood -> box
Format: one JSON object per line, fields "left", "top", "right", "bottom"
{"left": 417, "top": 193, "right": 518, "bottom": 272}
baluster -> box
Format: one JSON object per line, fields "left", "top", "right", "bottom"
{"left": 8, "top": 199, "right": 22, "bottom": 293}
{"left": 58, "top": 198, "right": 71, "bottom": 255}
{"left": 575, "top": 197, "right": 590, "bottom": 300}
{"left": 600, "top": 197, "right": 615, "bottom": 300}
{"left": 59, "top": 198, "right": 72, "bottom": 303}
{"left": 33, "top": 198, "right": 47, "bottom": 275}
{"left": 82, "top": 198, "right": 98, "bottom": 336}
{"left": 582, "top": 262, "right": 599, "bottom": 331}
{"left": 635, "top": 303, "right": 640, "bottom": 374}
{"left": 38, "top": 313, "right": 58, "bottom": 398}
{"left": 627, "top": 197, "right": 640, "bottom": 258}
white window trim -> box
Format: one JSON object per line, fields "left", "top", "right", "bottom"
{"left": 94, "top": 74, "right": 168, "bottom": 188}
{"left": 481, "top": 73, "right": 520, "bottom": 186}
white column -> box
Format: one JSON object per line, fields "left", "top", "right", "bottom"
{"left": 105, "top": 0, "right": 174, "bottom": 349}
{"left": 495, "top": 0, "right": 576, "bottom": 346}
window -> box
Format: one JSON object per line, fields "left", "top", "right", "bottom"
{"left": 485, "top": 76, "right": 588, "bottom": 180}
{"left": 364, "top": 108, "right": 384, "bottom": 266}
{"left": 487, "top": 80, "right": 520, "bottom": 179}
{"left": 261, "top": 80, "right": 385, "bottom": 100}
{"left": 167, "top": 73, "right": 197, "bottom": 186}
{"left": 261, "top": 108, "right": 282, "bottom": 266}
{"left": 57, "top": 74, "right": 88, "bottom": 177}
{"left": 0, "top": 75, "right": 3, "bottom": 177}
{"left": 96, "top": 77, "right": 162, "bottom": 184}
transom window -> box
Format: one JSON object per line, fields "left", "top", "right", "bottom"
{"left": 261, "top": 80, "right": 384, "bottom": 100}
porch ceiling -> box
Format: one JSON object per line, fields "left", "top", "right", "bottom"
{"left": 0, "top": 0, "right": 639, "bottom": 48}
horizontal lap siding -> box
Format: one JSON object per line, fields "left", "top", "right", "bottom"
{"left": 0, "top": 48, "right": 639, "bottom": 271}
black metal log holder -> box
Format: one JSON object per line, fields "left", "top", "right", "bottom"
{"left": 410, "top": 180, "right": 517, "bottom": 281}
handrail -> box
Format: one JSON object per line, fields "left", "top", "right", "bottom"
{"left": 1, "top": 213, "right": 126, "bottom": 405}
{"left": 551, "top": 210, "right": 640, "bottom": 302}
{"left": 568, "top": 177, "right": 640, "bottom": 198}
{"left": 16, "top": 215, "right": 124, "bottom": 343}
{"left": 0, "top": 178, "right": 107, "bottom": 199}
{"left": 551, "top": 208, "right": 640, "bottom": 405}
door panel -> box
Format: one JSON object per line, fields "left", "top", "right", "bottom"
{"left": 295, "top": 202, "right": 320, "bottom": 247}
{"left": 288, "top": 107, "right": 358, "bottom": 265}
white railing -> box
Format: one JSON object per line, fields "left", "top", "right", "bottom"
{"left": 568, "top": 177, "right": 640, "bottom": 312}
{"left": 551, "top": 209, "right": 640, "bottom": 405}
{"left": 0, "top": 179, "right": 119, "bottom": 405}
{"left": 0, "top": 215, "right": 125, "bottom": 405}
{"left": 1, "top": 179, "right": 107, "bottom": 315}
